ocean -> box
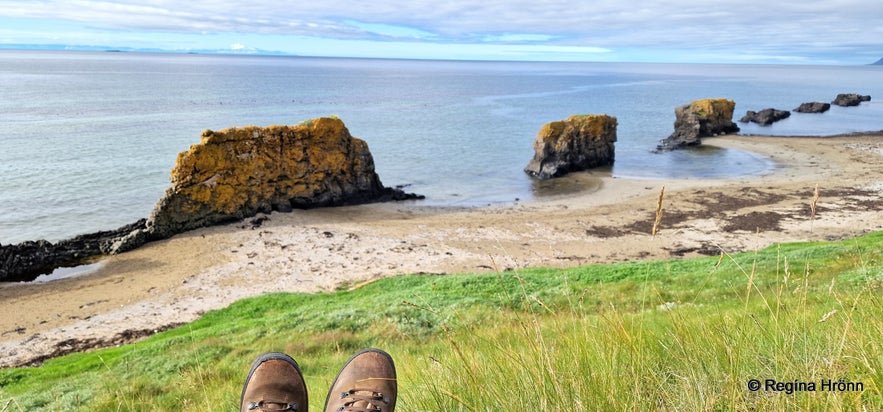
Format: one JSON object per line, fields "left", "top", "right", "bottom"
{"left": 2, "top": 50, "right": 882, "bottom": 244}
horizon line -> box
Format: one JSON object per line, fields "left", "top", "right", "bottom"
{"left": 1, "top": 43, "right": 879, "bottom": 66}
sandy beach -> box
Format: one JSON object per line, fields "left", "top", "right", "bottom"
{"left": 1, "top": 133, "right": 882, "bottom": 368}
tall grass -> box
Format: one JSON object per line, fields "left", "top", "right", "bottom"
{"left": 403, "top": 252, "right": 882, "bottom": 410}
{"left": 1, "top": 233, "right": 881, "bottom": 410}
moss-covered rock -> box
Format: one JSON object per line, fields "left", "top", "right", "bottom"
{"left": 656, "top": 98, "right": 739, "bottom": 151}
{"left": 525, "top": 114, "right": 617, "bottom": 180}
{"left": 111, "top": 117, "right": 419, "bottom": 253}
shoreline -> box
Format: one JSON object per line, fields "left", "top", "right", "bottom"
{"left": 735, "top": 129, "right": 883, "bottom": 139}
{"left": 2, "top": 133, "right": 883, "bottom": 368}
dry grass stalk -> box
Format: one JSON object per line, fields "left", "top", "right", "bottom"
{"left": 745, "top": 248, "right": 758, "bottom": 307}
{"left": 810, "top": 184, "right": 820, "bottom": 232}
{"left": 2, "top": 398, "right": 24, "bottom": 412}
{"left": 652, "top": 186, "right": 665, "bottom": 237}
{"left": 818, "top": 309, "right": 837, "bottom": 323}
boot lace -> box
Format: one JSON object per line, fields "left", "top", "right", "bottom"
{"left": 334, "top": 388, "right": 389, "bottom": 412}
{"left": 247, "top": 400, "right": 300, "bottom": 411}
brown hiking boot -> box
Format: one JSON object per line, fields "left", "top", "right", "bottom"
{"left": 240, "top": 352, "right": 308, "bottom": 411}
{"left": 324, "top": 349, "right": 397, "bottom": 412}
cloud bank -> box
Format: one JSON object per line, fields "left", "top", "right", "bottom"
{"left": 1, "top": 0, "right": 880, "bottom": 63}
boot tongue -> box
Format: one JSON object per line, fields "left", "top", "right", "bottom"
{"left": 247, "top": 400, "right": 299, "bottom": 411}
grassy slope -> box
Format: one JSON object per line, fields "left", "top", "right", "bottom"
{"left": 1, "top": 231, "right": 881, "bottom": 411}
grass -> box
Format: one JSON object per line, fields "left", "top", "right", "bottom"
{"left": 1, "top": 230, "right": 882, "bottom": 411}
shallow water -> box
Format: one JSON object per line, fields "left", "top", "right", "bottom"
{"left": 1, "top": 51, "right": 881, "bottom": 243}
{"left": 29, "top": 261, "right": 105, "bottom": 283}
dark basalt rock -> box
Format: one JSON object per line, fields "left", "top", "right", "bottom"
{"left": 739, "top": 108, "right": 791, "bottom": 126}
{"left": 0, "top": 220, "right": 146, "bottom": 282}
{"left": 832, "top": 93, "right": 871, "bottom": 107}
{"left": 794, "top": 102, "right": 831, "bottom": 113}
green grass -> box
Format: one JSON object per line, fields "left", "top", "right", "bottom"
{"left": 1, "top": 231, "right": 882, "bottom": 411}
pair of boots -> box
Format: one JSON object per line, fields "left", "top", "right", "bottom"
{"left": 240, "top": 348, "right": 397, "bottom": 412}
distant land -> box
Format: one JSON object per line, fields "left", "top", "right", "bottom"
{"left": 1, "top": 43, "right": 881, "bottom": 65}
{"left": 0, "top": 43, "right": 293, "bottom": 56}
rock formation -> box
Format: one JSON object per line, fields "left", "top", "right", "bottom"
{"left": 0, "top": 220, "right": 145, "bottom": 282}
{"left": 111, "top": 117, "right": 420, "bottom": 253}
{"left": 656, "top": 99, "right": 739, "bottom": 151}
{"left": 739, "top": 108, "right": 791, "bottom": 126}
{"left": 794, "top": 102, "right": 831, "bottom": 113}
{"left": 2, "top": 117, "right": 421, "bottom": 281}
{"left": 524, "top": 114, "right": 617, "bottom": 180}
{"left": 832, "top": 93, "right": 871, "bottom": 107}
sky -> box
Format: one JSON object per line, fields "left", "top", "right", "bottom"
{"left": 0, "top": 0, "right": 881, "bottom": 64}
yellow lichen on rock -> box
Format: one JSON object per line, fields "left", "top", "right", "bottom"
{"left": 570, "top": 114, "right": 618, "bottom": 141}
{"left": 687, "top": 98, "right": 736, "bottom": 122}
{"left": 657, "top": 98, "right": 739, "bottom": 151}
{"left": 526, "top": 114, "right": 617, "bottom": 180}
{"left": 102, "top": 117, "right": 421, "bottom": 254}
{"left": 142, "top": 117, "right": 392, "bottom": 238}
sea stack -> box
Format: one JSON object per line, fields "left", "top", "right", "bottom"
{"left": 524, "top": 114, "right": 617, "bottom": 180}
{"left": 110, "top": 117, "right": 420, "bottom": 252}
{"left": 656, "top": 98, "right": 739, "bottom": 151}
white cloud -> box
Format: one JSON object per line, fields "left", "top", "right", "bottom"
{"left": 0, "top": 0, "right": 880, "bottom": 62}
{"left": 344, "top": 20, "right": 437, "bottom": 40}
{"left": 482, "top": 33, "right": 559, "bottom": 43}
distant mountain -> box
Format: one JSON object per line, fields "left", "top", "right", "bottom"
{"left": 0, "top": 43, "right": 294, "bottom": 56}
{"left": 872, "top": 57, "right": 883, "bottom": 65}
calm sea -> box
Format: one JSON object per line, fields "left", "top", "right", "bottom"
{"left": 2, "top": 50, "right": 882, "bottom": 244}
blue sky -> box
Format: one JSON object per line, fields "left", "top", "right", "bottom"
{"left": 0, "top": 1, "right": 880, "bottom": 64}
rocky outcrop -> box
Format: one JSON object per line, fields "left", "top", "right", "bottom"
{"left": 112, "top": 117, "right": 420, "bottom": 253}
{"left": 524, "top": 114, "right": 617, "bottom": 180}
{"left": 3, "top": 117, "right": 421, "bottom": 281}
{"left": 794, "top": 102, "right": 831, "bottom": 113}
{"left": 0, "top": 220, "right": 145, "bottom": 282}
{"left": 832, "top": 93, "right": 871, "bottom": 107}
{"left": 656, "top": 99, "right": 739, "bottom": 151}
{"left": 739, "top": 108, "right": 791, "bottom": 126}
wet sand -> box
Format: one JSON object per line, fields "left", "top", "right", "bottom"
{"left": 2, "top": 133, "right": 882, "bottom": 368}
